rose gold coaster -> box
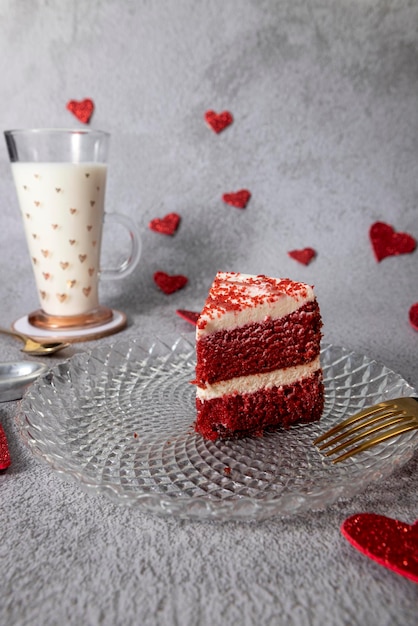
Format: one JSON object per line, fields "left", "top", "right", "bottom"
{"left": 28, "top": 306, "right": 114, "bottom": 330}
{"left": 12, "top": 309, "right": 127, "bottom": 343}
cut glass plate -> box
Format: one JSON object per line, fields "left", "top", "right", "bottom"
{"left": 17, "top": 336, "right": 418, "bottom": 521}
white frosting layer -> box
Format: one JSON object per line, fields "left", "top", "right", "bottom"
{"left": 197, "top": 272, "right": 315, "bottom": 338}
{"left": 196, "top": 356, "right": 321, "bottom": 401}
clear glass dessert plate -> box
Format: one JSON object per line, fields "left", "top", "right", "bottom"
{"left": 17, "top": 336, "right": 418, "bottom": 521}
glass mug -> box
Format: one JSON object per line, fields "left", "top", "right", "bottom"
{"left": 4, "top": 129, "right": 141, "bottom": 330}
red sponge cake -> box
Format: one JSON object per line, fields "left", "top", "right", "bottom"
{"left": 194, "top": 272, "right": 324, "bottom": 440}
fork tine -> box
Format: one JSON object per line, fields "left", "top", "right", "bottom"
{"left": 313, "top": 402, "right": 394, "bottom": 445}
{"left": 322, "top": 414, "right": 413, "bottom": 456}
{"left": 317, "top": 411, "right": 406, "bottom": 451}
{"left": 330, "top": 422, "right": 418, "bottom": 463}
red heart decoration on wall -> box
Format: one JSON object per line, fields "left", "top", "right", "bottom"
{"left": 288, "top": 247, "right": 316, "bottom": 266}
{"left": 176, "top": 309, "right": 200, "bottom": 325}
{"left": 409, "top": 303, "right": 418, "bottom": 331}
{"left": 154, "top": 271, "right": 188, "bottom": 294}
{"left": 369, "top": 222, "right": 416, "bottom": 262}
{"left": 66, "top": 98, "right": 95, "bottom": 124}
{"left": 149, "top": 212, "right": 181, "bottom": 236}
{"left": 0, "top": 425, "right": 11, "bottom": 470}
{"left": 205, "top": 110, "right": 233, "bottom": 133}
{"left": 222, "top": 189, "right": 251, "bottom": 209}
{"left": 341, "top": 513, "right": 418, "bottom": 583}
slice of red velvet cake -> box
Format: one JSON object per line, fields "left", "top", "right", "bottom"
{"left": 194, "top": 272, "right": 324, "bottom": 441}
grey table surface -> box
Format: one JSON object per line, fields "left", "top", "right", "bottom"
{"left": 1, "top": 1, "right": 417, "bottom": 625}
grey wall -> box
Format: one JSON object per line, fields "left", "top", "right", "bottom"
{"left": 0, "top": 0, "right": 417, "bottom": 383}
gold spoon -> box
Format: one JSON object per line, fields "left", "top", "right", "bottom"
{"left": 0, "top": 326, "right": 70, "bottom": 356}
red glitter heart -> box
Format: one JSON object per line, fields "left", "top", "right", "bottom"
{"left": 154, "top": 271, "right": 188, "bottom": 295}
{"left": 176, "top": 309, "right": 200, "bottom": 325}
{"left": 341, "top": 513, "right": 418, "bottom": 583}
{"left": 369, "top": 221, "right": 416, "bottom": 262}
{"left": 222, "top": 189, "right": 251, "bottom": 209}
{"left": 409, "top": 303, "right": 418, "bottom": 331}
{"left": 66, "top": 98, "right": 95, "bottom": 124}
{"left": 0, "top": 425, "right": 11, "bottom": 471}
{"left": 288, "top": 247, "right": 316, "bottom": 266}
{"left": 205, "top": 110, "right": 233, "bottom": 134}
{"left": 149, "top": 212, "right": 181, "bottom": 236}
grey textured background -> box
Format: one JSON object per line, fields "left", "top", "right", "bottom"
{"left": 0, "top": 1, "right": 417, "bottom": 625}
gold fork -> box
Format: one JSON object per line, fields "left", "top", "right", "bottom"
{"left": 314, "top": 397, "right": 418, "bottom": 463}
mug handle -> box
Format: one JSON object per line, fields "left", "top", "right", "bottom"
{"left": 100, "top": 212, "right": 141, "bottom": 280}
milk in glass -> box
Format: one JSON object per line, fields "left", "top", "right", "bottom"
{"left": 11, "top": 162, "right": 107, "bottom": 316}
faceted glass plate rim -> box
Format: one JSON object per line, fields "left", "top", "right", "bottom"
{"left": 16, "top": 335, "right": 418, "bottom": 521}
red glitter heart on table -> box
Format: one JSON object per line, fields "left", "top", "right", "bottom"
{"left": 66, "top": 98, "right": 95, "bottom": 124}
{"left": 288, "top": 247, "right": 316, "bottom": 266}
{"left": 154, "top": 271, "right": 188, "bottom": 295}
{"left": 204, "top": 110, "right": 233, "bottom": 133}
{"left": 149, "top": 212, "right": 181, "bottom": 236}
{"left": 341, "top": 513, "right": 418, "bottom": 583}
{"left": 222, "top": 189, "right": 251, "bottom": 209}
{"left": 176, "top": 309, "right": 200, "bottom": 325}
{"left": 409, "top": 303, "right": 418, "bottom": 331}
{"left": 369, "top": 221, "right": 416, "bottom": 262}
{"left": 0, "top": 425, "right": 11, "bottom": 471}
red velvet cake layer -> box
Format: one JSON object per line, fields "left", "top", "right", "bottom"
{"left": 195, "top": 371, "right": 324, "bottom": 441}
{"left": 195, "top": 301, "right": 322, "bottom": 387}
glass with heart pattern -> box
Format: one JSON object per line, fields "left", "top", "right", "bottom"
{"left": 4, "top": 129, "right": 141, "bottom": 331}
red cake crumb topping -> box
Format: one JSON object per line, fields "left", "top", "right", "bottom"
{"left": 197, "top": 273, "right": 312, "bottom": 329}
